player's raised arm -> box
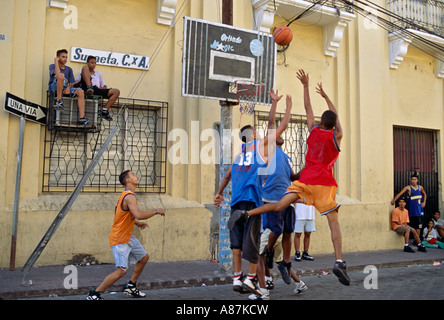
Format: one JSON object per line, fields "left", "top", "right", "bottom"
{"left": 296, "top": 69, "right": 316, "bottom": 132}
{"left": 262, "top": 94, "right": 292, "bottom": 158}
{"left": 316, "top": 82, "right": 343, "bottom": 145}
{"left": 267, "top": 89, "right": 283, "bottom": 130}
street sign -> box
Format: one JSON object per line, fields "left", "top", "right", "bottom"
{"left": 4, "top": 92, "right": 47, "bottom": 125}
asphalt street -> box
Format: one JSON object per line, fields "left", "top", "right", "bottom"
{"left": 19, "top": 263, "right": 444, "bottom": 300}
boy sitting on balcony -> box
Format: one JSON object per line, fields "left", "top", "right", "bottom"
{"left": 48, "top": 49, "right": 89, "bottom": 126}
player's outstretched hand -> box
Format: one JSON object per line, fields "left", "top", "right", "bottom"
{"left": 296, "top": 69, "right": 309, "bottom": 86}
{"left": 286, "top": 94, "right": 292, "bottom": 110}
{"left": 267, "top": 89, "right": 283, "bottom": 102}
{"left": 316, "top": 82, "right": 328, "bottom": 98}
{"left": 156, "top": 208, "right": 165, "bottom": 216}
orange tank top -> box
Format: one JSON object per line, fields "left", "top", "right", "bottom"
{"left": 109, "top": 190, "right": 137, "bottom": 247}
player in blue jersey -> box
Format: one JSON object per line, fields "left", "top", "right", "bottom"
{"left": 260, "top": 91, "right": 300, "bottom": 286}
{"left": 391, "top": 174, "right": 427, "bottom": 238}
{"left": 214, "top": 90, "right": 292, "bottom": 299}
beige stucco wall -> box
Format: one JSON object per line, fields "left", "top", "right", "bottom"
{"left": 0, "top": 0, "right": 442, "bottom": 268}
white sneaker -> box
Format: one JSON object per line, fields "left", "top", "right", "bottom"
{"left": 294, "top": 280, "right": 308, "bottom": 294}
{"left": 248, "top": 288, "right": 270, "bottom": 300}
{"left": 242, "top": 276, "right": 262, "bottom": 296}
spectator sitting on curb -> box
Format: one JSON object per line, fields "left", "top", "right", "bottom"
{"left": 391, "top": 198, "right": 427, "bottom": 253}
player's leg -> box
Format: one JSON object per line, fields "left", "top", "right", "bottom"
{"left": 124, "top": 237, "right": 149, "bottom": 297}
{"left": 87, "top": 243, "right": 130, "bottom": 300}
{"left": 130, "top": 253, "right": 149, "bottom": 283}
{"left": 95, "top": 267, "right": 127, "bottom": 293}
{"left": 326, "top": 209, "right": 350, "bottom": 286}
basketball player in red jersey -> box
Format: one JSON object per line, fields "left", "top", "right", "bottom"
{"left": 229, "top": 69, "right": 349, "bottom": 286}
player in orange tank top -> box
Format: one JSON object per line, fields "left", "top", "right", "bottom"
{"left": 86, "top": 170, "right": 165, "bottom": 300}
{"left": 228, "top": 69, "right": 350, "bottom": 286}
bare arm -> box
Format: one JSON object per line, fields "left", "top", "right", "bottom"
{"left": 391, "top": 186, "right": 410, "bottom": 205}
{"left": 213, "top": 165, "right": 232, "bottom": 207}
{"left": 125, "top": 194, "right": 165, "bottom": 220}
{"left": 262, "top": 95, "right": 292, "bottom": 158}
{"left": 267, "top": 89, "right": 283, "bottom": 130}
{"left": 296, "top": 69, "right": 316, "bottom": 131}
{"left": 316, "top": 82, "right": 343, "bottom": 146}
{"left": 421, "top": 186, "right": 427, "bottom": 208}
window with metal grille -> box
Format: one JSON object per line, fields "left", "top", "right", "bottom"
{"left": 254, "top": 111, "right": 320, "bottom": 173}
{"left": 42, "top": 98, "right": 168, "bottom": 193}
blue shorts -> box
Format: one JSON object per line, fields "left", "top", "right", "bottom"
{"left": 264, "top": 204, "right": 295, "bottom": 237}
{"left": 49, "top": 80, "right": 77, "bottom": 95}
{"left": 111, "top": 236, "right": 147, "bottom": 270}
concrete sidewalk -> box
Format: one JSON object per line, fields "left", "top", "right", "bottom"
{"left": 1, "top": 248, "right": 444, "bottom": 299}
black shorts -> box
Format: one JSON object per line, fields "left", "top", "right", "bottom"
{"left": 230, "top": 201, "right": 261, "bottom": 264}
{"left": 80, "top": 79, "right": 110, "bottom": 99}
{"left": 409, "top": 216, "right": 423, "bottom": 230}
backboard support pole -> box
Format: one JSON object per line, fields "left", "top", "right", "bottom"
{"left": 219, "top": 0, "right": 234, "bottom": 274}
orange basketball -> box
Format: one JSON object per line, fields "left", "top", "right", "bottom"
{"left": 273, "top": 26, "right": 293, "bottom": 46}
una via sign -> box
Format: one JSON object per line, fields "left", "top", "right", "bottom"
{"left": 4, "top": 92, "right": 47, "bottom": 125}
{"left": 70, "top": 47, "right": 149, "bottom": 70}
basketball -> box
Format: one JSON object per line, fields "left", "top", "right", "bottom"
{"left": 273, "top": 26, "right": 293, "bottom": 46}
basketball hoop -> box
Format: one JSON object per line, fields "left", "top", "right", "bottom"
{"left": 233, "top": 81, "right": 265, "bottom": 115}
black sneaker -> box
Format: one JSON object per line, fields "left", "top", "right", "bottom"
{"left": 86, "top": 86, "right": 94, "bottom": 96}
{"left": 294, "top": 251, "right": 301, "bottom": 262}
{"left": 265, "top": 278, "right": 274, "bottom": 290}
{"left": 302, "top": 251, "right": 314, "bottom": 261}
{"left": 54, "top": 99, "right": 64, "bottom": 111}
{"left": 77, "top": 117, "right": 90, "bottom": 126}
{"left": 417, "top": 245, "right": 427, "bottom": 253}
{"left": 264, "top": 245, "right": 275, "bottom": 269}
{"left": 227, "top": 210, "right": 248, "bottom": 230}
{"left": 101, "top": 109, "right": 113, "bottom": 121}
{"left": 277, "top": 261, "right": 292, "bottom": 285}
{"left": 332, "top": 261, "right": 350, "bottom": 286}
{"left": 123, "top": 282, "right": 146, "bottom": 298}
{"left": 86, "top": 290, "right": 103, "bottom": 300}
{"left": 404, "top": 245, "right": 415, "bottom": 253}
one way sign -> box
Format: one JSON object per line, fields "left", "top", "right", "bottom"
{"left": 4, "top": 92, "right": 47, "bottom": 125}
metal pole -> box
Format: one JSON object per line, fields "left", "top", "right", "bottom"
{"left": 218, "top": 101, "right": 233, "bottom": 273}
{"left": 21, "top": 125, "right": 120, "bottom": 279}
{"left": 218, "top": 0, "right": 234, "bottom": 273}
{"left": 10, "top": 115, "right": 25, "bottom": 271}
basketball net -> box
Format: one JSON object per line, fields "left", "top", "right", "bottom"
{"left": 236, "top": 81, "right": 265, "bottom": 116}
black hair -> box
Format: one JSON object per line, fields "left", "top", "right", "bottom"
{"left": 239, "top": 125, "right": 254, "bottom": 143}
{"left": 398, "top": 196, "right": 407, "bottom": 203}
{"left": 119, "top": 170, "right": 131, "bottom": 186}
{"left": 56, "top": 49, "right": 68, "bottom": 57}
{"left": 87, "top": 55, "right": 96, "bottom": 63}
{"left": 321, "top": 110, "right": 337, "bottom": 130}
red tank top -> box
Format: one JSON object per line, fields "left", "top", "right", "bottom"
{"left": 299, "top": 126, "right": 340, "bottom": 186}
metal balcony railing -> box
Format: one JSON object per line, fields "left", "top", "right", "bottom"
{"left": 387, "top": 0, "right": 444, "bottom": 35}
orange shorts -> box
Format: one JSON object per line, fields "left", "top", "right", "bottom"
{"left": 286, "top": 181, "right": 340, "bottom": 215}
